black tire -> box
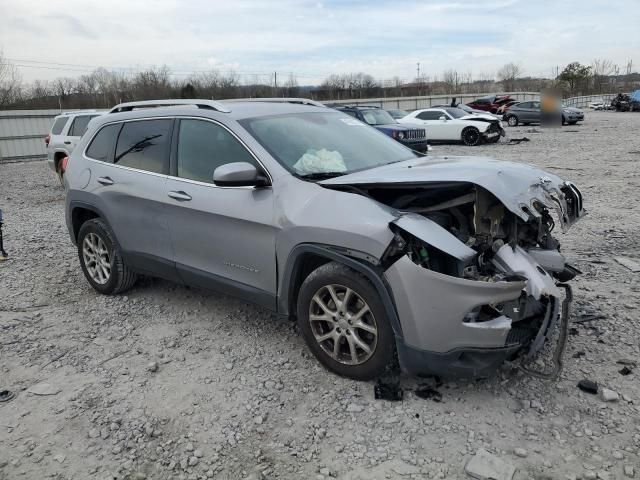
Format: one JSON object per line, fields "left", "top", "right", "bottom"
{"left": 77, "top": 218, "right": 137, "bottom": 295}
{"left": 296, "top": 262, "right": 395, "bottom": 380}
{"left": 506, "top": 115, "right": 518, "bottom": 127}
{"left": 568, "top": 121, "right": 577, "bottom": 125}
{"left": 461, "top": 127, "right": 481, "bottom": 146}
{"left": 561, "top": 115, "right": 566, "bottom": 125}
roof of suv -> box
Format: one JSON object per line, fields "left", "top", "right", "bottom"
{"left": 91, "top": 100, "right": 331, "bottom": 128}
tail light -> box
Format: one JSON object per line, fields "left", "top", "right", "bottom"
{"left": 45, "top": 134, "right": 51, "bottom": 147}
{"left": 60, "top": 156, "right": 69, "bottom": 174}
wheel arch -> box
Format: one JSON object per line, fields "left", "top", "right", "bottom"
{"left": 278, "top": 243, "right": 403, "bottom": 336}
{"left": 53, "top": 149, "right": 70, "bottom": 171}
{"left": 69, "top": 202, "right": 104, "bottom": 243}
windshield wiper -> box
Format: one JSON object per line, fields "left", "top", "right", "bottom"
{"left": 298, "top": 171, "right": 347, "bottom": 180}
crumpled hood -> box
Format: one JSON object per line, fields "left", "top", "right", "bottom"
{"left": 461, "top": 114, "right": 501, "bottom": 122}
{"left": 320, "top": 156, "right": 584, "bottom": 228}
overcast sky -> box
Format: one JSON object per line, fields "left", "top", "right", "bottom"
{"left": 1, "top": 0, "right": 638, "bottom": 84}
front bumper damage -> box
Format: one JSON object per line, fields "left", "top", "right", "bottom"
{"left": 385, "top": 247, "right": 570, "bottom": 378}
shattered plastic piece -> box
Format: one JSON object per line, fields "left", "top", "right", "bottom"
{"left": 507, "top": 137, "right": 530, "bottom": 144}
{"left": 465, "top": 448, "right": 516, "bottom": 480}
{"left": 599, "top": 387, "right": 619, "bottom": 402}
{"left": 374, "top": 378, "right": 403, "bottom": 402}
{"left": 572, "top": 351, "right": 586, "bottom": 359}
{"left": 614, "top": 257, "right": 640, "bottom": 272}
{"left": 0, "top": 389, "right": 15, "bottom": 403}
{"left": 617, "top": 359, "right": 637, "bottom": 367}
{"left": 618, "top": 366, "right": 633, "bottom": 376}
{"left": 28, "top": 382, "right": 61, "bottom": 396}
{"left": 415, "top": 385, "right": 442, "bottom": 402}
{"left": 577, "top": 379, "right": 598, "bottom": 395}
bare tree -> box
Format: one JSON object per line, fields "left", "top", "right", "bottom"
{"left": 442, "top": 69, "right": 460, "bottom": 93}
{"left": 0, "top": 51, "right": 22, "bottom": 108}
{"left": 497, "top": 63, "right": 522, "bottom": 91}
{"left": 592, "top": 59, "right": 616, "bottom": 93}
{"left": 283, "top": 73, "right": 299, "bottom": 97}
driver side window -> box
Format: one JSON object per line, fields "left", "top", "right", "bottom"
{"left": 177, "top": 119, "right": 257, "bottom": 184}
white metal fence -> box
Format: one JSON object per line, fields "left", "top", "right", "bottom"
{"left": 563, "top": 94, "right": 616, "bottom": 108}
{"left": 0, "top": 110, "right": 60, "bottom": 163}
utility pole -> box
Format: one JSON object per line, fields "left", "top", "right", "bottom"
{"left": 416, "top": 62, "right": 420, "bottom": 81}
{"left": 274, "top": 71, "right": 278, "bottom": 90}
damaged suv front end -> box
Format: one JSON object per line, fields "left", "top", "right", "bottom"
{"left": 320, "top": 157, "right": 584, "bottom": 377}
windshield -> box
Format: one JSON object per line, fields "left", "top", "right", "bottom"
{"left": 456, "top": 104, "right": 472, "bottom": 113}
{"left": 444, "top": 107, "right": 467, "bottom": 118}
{"left": 387, "top": 109, "right": 408, "bottom": 119}
{"left": 358, "top": 109, "right": 395, "bottom": 126}
{"left": 240, "top": 112, "right": 417, "bottom": 177}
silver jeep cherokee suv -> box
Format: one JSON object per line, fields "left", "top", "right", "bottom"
{"left": 64, "top": 99, "right": 585, "bottom": 380}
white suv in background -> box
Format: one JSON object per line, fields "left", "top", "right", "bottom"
{"left": 46, "top": 111, "right": 103, "bottom": 183}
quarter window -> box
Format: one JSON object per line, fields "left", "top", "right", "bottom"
{"left": 86, "top": 123, "right": 121, "bottom": 162}
{"left": 51, "top": 117, "right": 68, "bottom": 135}
{"left": 177, "top": 119, "right": 257, "bottom": 184}
{"left": 115, "top": 119, "right": 172, "bottom": 174}
{"left": 69, "top": 115, "right": 98, "bottom": 137}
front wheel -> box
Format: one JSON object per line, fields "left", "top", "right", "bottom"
{"left": 296, "top": 262, "right": 395, "bottom": 380}
{"left": 506, "top": 115, "right": 518, "bottom": 127}
{"left": 77, "top": 218, "right": 138, "bottom": 295}
{"left": 461, "top": 127, "right": 481, "bottom": 146}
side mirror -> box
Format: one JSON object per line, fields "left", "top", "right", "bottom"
{"left": 213, "top": 162, "right": 269, "bottom": 187}
{"left": 439, "top": 116, "right": 447, "bottom": 121}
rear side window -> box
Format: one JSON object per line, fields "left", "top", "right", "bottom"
{"left": 177, "top": 119, "right": 256, "bottom": 184}
{"left": 115, "top": 119, "right": 172, "bottom": 174}
{"left": 69, "top": 115, "right": 98, "bottom": 137}
{"left": 51, "top": 117, "right": 68, "bottom": 135}
{"left": 417, "top": 111, "right": 441, "bottom": 120}
{"left": 86, "top": 123, "right": 121, "bottom": 162}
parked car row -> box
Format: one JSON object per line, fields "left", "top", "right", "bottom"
{"left": 57, "top": 97, "right": 585, "bottom": 381}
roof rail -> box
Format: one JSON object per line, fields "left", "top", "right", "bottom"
{"left": 108, "top": 99, "right": 231, "bottom": 114}
{"left": 331, "top": 104, "right": 380, "bottom": 109}
{"left": 60, "top": 109, "right": 100, "bottom": 115}
{"left": 222, "top": 97, "right": 326, "bottom": 108}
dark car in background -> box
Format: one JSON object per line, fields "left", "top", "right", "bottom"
{"left": 333, "top": 105, "right": 428, "bottom": 152}
{"left": 504, "top": 101, "right": 584, "bottom": 126}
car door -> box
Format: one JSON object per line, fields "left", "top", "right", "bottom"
{"left": 413, "top": 110, "right": 448, "bottom": 140}
{"left": 83, "top": 118, "right": 175, "bottom": 278}
{"left": 517, "top": 102, "right": 535, "bottom": 123}
{"left": 530, "top": 101, "right": 541, "bottom": 123}
{"left": 164, "top": 118, "right": 277, "bottom": 308}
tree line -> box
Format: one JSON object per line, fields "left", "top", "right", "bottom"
{"left": 1, "top": 53, "right": 637, "bottom": 110}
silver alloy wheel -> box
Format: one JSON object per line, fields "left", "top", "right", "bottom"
{"left": 308, "top": 284, "right": 378, "bottom": 365}
{"left": 507, "top": 115, "right": 518, "bottom": 126}
{"left": 82, "top": 232, "right": 111, "bottom": 285}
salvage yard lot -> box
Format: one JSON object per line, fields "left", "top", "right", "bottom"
{"left": 1, "top": 111, "right": 639, "bottom": 479}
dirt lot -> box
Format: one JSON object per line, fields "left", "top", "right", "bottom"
{"left": 1, "top": 111, "right": 639, "bottom": 480}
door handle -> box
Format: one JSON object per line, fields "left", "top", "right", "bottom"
{"left": 64, "top": 141, "right": 71, "bottom": 145}
{"left": 168, "top": 190, "right": 192, "bottom": 201}
{"left": 97, "top": 176, "right": 114, "bottom": 186}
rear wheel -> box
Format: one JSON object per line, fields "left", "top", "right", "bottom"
{"left": 296, "top": 262, "right": 395, "bottom": 380}
{"left": 506, "top": 115, "right": 518, "bottom": 127}
{"left": 77, "top": 218, "right": 137, "bottom": 295}
{"left": 461, "top": 127, "right": 481, "bottom": 146}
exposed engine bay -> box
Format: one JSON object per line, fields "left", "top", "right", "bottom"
{"left": 324, "top": 177, "right": 584, "bottom": 376}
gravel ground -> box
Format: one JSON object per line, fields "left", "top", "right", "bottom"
{"left": 1, "top": 111, "right": 639, "bottom": 480}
